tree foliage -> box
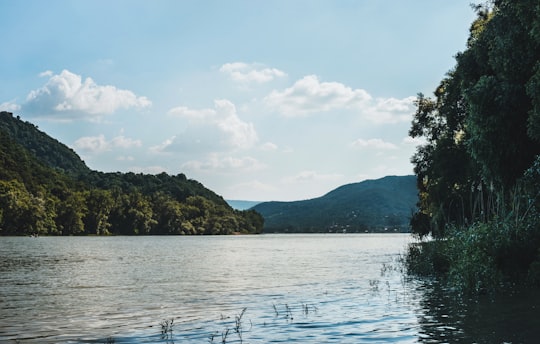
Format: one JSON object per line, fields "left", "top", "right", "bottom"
{"left": 408, "top": 1, "right": 540, "bottom": 291}
{"left": 0, "top": 112, "right": 263, "bottom": 235}
{"left": 410, "top": 1, "right": 540, "bottom": 237}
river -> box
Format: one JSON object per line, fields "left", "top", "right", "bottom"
{"left": 1, "top": 234, "right": 539, "bottom": 343}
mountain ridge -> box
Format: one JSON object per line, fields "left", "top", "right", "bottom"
{"left": 253, "top": 175, "right": 418, "bottom": 233}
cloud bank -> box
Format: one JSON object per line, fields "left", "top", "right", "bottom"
{"left": 264, "top": 75, "right": 415, "bottom": 123}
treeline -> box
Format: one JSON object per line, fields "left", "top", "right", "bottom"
{"left": 0, "top": 112, "right": 263, "bottom": 236}
{"left": 407, "top": 1, "right": 540, "bottom": 293}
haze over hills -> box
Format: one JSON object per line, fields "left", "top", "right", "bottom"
{"left": 252, "top": 175, "right": 418, "bottom": 233}
{"left": 226, "top": 200, "right": 262, "bottom": 211}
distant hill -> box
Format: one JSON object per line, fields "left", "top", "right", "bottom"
{"left": 0, "top": 111, "right": 263, "bottom": 236}
{"left": 252, "top": 175, "right": 418, "bottom": 233}
{"left": 226, "top": 200, "right": 262, "bottom": 210}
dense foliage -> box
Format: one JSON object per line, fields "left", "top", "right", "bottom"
{"left": 253, "top": 175, "right": 418, "bottom": 233}
{"left": 0, "top": 111, "right": 263, "bottom": 235}
{"left": 407, "top": 1, "right": 540, "bottom": 293}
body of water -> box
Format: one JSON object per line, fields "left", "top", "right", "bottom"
{"left": 1, "top": 234, "right": 539, "bottom": 343}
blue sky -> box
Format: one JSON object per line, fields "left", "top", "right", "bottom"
{"left": 1, "top": 1, "right": 476, "bottom": 201}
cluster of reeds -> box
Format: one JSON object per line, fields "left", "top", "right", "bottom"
{"left": 98, "top": 302, "right": 323, "bottom": 344}
{"left": 208, "top": 307, "right": 250, "bottom": 344}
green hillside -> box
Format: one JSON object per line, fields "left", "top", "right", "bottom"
{"left": 253, "top": 175, "right": 418, "bottom": 233}
{"left": 0, "top": 112, "right": 89, "bottom": 176}
{"left": 0, "top": 111, "right": 263, "bottom": 236}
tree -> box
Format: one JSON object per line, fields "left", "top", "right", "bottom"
{"left": 84, "top": 189, "right": 114, "bottom": 235}
{"left": 55, "top": 190, "right": 87, "bottom": 235}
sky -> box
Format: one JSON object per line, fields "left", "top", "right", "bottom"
{"left": 0, "top": 1, "right": 477, "bottom": 201}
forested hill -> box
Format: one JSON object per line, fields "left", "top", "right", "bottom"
{"left": 0, "top": 111, "right": 89, "bottom": 176}
{"left": 252, "top": 175, "right": 418, "bottom": 233}
{"left": 0, "top": 111, "right": 263, "bottom": 236}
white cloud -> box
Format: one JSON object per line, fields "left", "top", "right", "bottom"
{"left": 38, "top": 70, "right": 53, "bottom": 78}
{"left": 130, "top": 166, "right": 169, "bottom": 175}
{"left": 264, "top": 75, "right": 372, "bottom": 116}
{"left": 111, "top": 136, "right": 142, "bottom": 149}
{"left": 74, "top": 135, "right": 109, "bottom": 153}
{"left": 283, "top": 170, "right": 343, "bottom": 184}
{"left": 182, "top": 154, "right": 265, "bottom": 173}
{"left": 0, "top": 101, "right": 21, "bottom": 112}
{"left": 369, "top": 96, "right": 416, "bottom": 124}
{"left": 74, "top": 132, "right": 142, "bottom": 153}
{"left": 351, "top": 138, "right": 398, "bottom": 150}
{"left": 168, "top": 99, "right": 258, "bottom": 149}
{"left": 402, "top": 136, "right": 426, "bottom": 146}
{"left": 263, "top": 75, "right": 415, "bottom": 123}
{"left": 149, "top": 136, "right": 177, "bottom": 154}
{"left": 220, "top": 62, "right": 287, "bottom": 83}
{"left": 24, "top": 69, "right": 151, "bottom": 119}
{"left": 167, "top": 106, "right": 215, "bottom": 120}
{"left": 261, "top": 142, "right": 278, "bottom": 151}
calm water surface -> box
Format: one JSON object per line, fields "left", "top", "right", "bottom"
{"left": 1, "top": 234, "right": 539, "bottom": 343}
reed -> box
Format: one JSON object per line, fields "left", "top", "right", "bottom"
{"left": 160, "top": 318, "right": 174, "bottom": 340}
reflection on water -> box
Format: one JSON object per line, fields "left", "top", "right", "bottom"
{"left": 416, "top": 280, "right": 540, "bottom": 343}
{"left": 0, "top": 234, "right": 539, "bottom": 343}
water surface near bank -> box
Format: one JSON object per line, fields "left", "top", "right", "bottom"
{"left": 1, "top": 234, "right": 539, "bottom": 343}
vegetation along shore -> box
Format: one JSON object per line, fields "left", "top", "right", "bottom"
{"left": 405, "top": 1, "right": 540, "bottom": 294}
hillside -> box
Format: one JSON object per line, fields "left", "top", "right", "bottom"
{"left": 0, "top": 112, "right": 89, "bottom": 176}
{"left": 253, "top": 175, "right": 418, "bottom": 233}
{"left": 0, "top": 111, "right": 263, "bottom": 236}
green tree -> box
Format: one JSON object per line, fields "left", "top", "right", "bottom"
{"left": 84, "top": 189, "right": 114, "bottom": 235}
{"left": 151, "top": 192, "right": 184, "bottom": 234}
{"left": 55, "top": 190, "right": 87, "bottom": 235}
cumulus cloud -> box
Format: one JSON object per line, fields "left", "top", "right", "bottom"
{"left": 220, "top": 62, "right": 287, "bottom": 83}
{"left": 73, "top": 132, "right": 142, "bottom": 153}
{"left": 264, "top": 75, "right": 372, "bottom": 116}
{"left": 351, "top": 138, "right": 398, "bottom": 150}
{"left": 182, "top": 154, "right": 265, "bottom": 173}
{"left": 23, "top": 69, "right": 151, "bottom": 119}
{"left": 264, "top": 75, "right": 415, "bottom": 123}
{"left": 168, "top": 99, "right": 258, "bottom": 149}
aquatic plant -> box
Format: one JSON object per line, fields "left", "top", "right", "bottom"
{"left": 301, "top": 303, "right": 318, "bottom": 316}
{"left": 208, "top": 308, "right": 250, "bottom": 344}
{"left": 233, "top": 307, "right": 247, "bottom": 343}
{"left": 160, "top": 318, "right": 174, "bottom": 340}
